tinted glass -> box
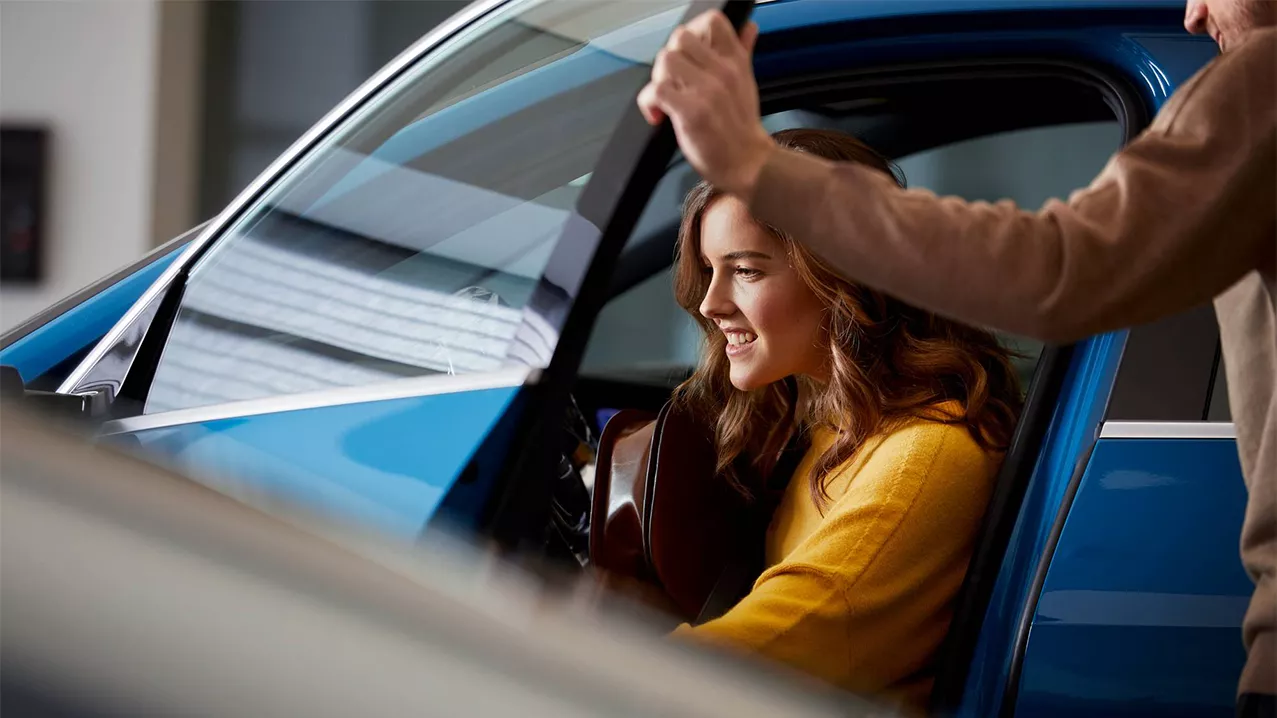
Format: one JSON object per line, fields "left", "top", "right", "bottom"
{"left": 145, "top": 0, "right": 692, "bottom": 414}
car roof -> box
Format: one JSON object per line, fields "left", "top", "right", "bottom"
{"left": 756, "top": 0, "right": 1185, "bottom": 34}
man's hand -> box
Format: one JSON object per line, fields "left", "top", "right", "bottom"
{"left": 637, "top": 11, "right": 775, "bottom": 204}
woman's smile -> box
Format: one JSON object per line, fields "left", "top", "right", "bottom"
{"left": 723, "top": 328, "right": 758, "bottom": 357}
{"left": 697, "top": 196, "right": 826, "bottom": 390}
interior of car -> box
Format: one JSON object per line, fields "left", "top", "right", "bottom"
{"left": 569, "top": 60, "right": 1139, "bottom": 713}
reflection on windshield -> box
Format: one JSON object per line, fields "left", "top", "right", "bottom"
{"left": 136, "top": 0, "right": 693, "bottom": 415}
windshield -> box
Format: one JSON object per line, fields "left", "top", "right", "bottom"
{"left": 143, "top": 0, "right": 692, "bottom": 414}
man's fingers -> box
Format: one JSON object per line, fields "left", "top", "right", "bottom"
{"left": 700, "top": 10, "right": 736, "bottom": 52}
{"left": 636, "top": 83, "right": 666, "bottom": 125}
{"left": 667, "top": 26, "right": 714, "bottom": 69}
{"left": 740, "top": 21, "right": 759, "bottom": 57}
{"left": 686, "top": 12, "right": 757, "bottom": 67}
{"left": 640, "top": 48, "right": 702, "bottom": 126}
{"left": 653, "top": 47, "right": 706, "bottom": 93}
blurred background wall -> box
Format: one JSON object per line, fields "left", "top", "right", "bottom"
{"left": 2, "top": 0, "right": 172, "bottom": 330}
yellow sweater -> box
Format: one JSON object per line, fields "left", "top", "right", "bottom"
{"left": 675, "top": 414, "right": 1000, "bottom": 713}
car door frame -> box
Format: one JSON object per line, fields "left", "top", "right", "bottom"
{"left": 67, "top": 0, "right": 756, "bottom": 547}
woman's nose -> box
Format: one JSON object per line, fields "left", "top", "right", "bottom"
{"left": 699, "top": 273, "right": 734, "bottom": 319}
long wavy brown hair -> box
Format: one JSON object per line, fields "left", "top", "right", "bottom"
{"left": 672, "top": 128, "right": 1023, "bottom": 510}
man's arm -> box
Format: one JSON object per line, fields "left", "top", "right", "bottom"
{"left": 747, "top": 32, "right": 1274, "bottom": 342}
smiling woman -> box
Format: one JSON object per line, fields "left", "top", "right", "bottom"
{"left": 667, "top": 128, "right": 1025, "bottom": 711}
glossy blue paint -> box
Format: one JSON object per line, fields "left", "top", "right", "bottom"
{"left": 761, "top": 27, "right": 1182, "bottom": 107}
{"left": 756, "top": 0, "right": 1185, "bottom": 35}
{"left": 1015, "top": 439, "right": 1249, "bottom": 717}
{"left": 119, "top": 385, "right": 524, "bottom": 538}
{"left": 1126, "top": 34, "right": 1219, "bottom": 88}
{"left": 0, "top": 251, "right": 179, "bottom": 382}
{"left": 957, "top": 331, "right": 1127, "bottom": 716}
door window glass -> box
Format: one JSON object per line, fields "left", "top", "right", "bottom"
{"left": 143, "top": 0, "right": 694, "bottom": 414}
{"left": 581, "top": 269, "right": 698, "bottom": 386}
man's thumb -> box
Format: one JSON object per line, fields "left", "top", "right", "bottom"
{"left": 740, "top": 21, "right": 759, "bottom": 55}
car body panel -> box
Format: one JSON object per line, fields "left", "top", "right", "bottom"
{"left": 757, "top": 19, "right": 1214, "bottom": 115}
{"left": 1016, "top": 437, "right": 1249, "bottom": 717}
{"left": 959, "top": 332, "right": 1127, "bottom": 716}
{"left": 757, "top": 0, "right": 1183, "bottom": 34}
{"left": 107, "top": 383, "right": 526, "bottom": 538}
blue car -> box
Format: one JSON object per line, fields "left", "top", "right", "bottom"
{"left": 0, "top": 0, "right": 1247, "bottom": 715}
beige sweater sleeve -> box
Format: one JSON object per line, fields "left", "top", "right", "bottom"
{"left": 748, "top": 29, "right": 1276, "bottom": 343}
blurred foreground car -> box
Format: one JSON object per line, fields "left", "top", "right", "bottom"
{"left": 0, "top": 407, "right": 888, "bottom": 718}
{"left": 0, "top": 0, "right": 1249, "bottom": 715}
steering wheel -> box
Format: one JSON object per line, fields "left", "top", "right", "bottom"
{"left": 541, "top": 394, "right": 595, "bottom": 567}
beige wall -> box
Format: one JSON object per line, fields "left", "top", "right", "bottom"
{"left": 0, "top": 0, "right": 203, "bottom": 332}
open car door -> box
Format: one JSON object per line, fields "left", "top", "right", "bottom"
{"left": 44, "top": 0, "right": 753, "bottom": 548}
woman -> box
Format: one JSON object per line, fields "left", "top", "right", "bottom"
{"left": 668, "top": 128, "right": 1023, "bottom": 713}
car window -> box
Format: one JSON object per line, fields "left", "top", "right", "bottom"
{"left": 895, "top": 120, "right": 1122, "bottom": 385}
{"left": 1106, "top": 302, "right": 1220, "bottom": 421}
{"left": 138, "top": 0, "right": 695, "bottom": 415}
{"left": 582, "top": 119, "right": 1123, "bottom": 389}
{"left": 581, "top": 268, "right": 698, "bottom": 386}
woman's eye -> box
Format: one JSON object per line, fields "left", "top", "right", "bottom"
{"left": 734, "top": 266, "right": 762, "bottom": 279}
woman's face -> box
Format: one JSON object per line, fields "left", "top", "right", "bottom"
{"left": 697, "top": 196, "right": 828, "bottom": 391}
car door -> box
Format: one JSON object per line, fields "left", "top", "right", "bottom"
{"left": 569, "top": 5, "right": 1226, "bottom": 716}
{"left": 60, "top": 0, "right": 752, "bottom": 542}
{"left": 666, "top": 4, "right": 1220, "bottom": 718}
{"left": 1009, "top": 306, "right": 1249, "bottom": 718}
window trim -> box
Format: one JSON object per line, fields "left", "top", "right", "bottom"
{"left": 1099, "top": 420, "right": 1236, "bottom": 439}
{"left": 97, "top": 367, "right": 539, "bottom": 436}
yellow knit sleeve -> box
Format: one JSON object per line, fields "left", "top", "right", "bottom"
{"left": 673, "top": 421, "right": 997, "bottom": 707}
